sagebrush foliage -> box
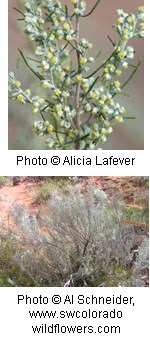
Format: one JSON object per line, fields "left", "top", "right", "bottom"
{"left": 3, "top": 184, "right": 148, "bottom": 287}
{"left": 8, "top": 1, "right": 144, "bottom": 149}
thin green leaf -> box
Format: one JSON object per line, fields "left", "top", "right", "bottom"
{"left": 8, "top": 96, "right": 16, "bottom": 99}
{"left": 120, "top": 92, "right": 130, "bottom": 97}
{"left": 124, "top": 116, "right": 136, "bottom": 119}
{"left": 82, "top": 76, "right": 99, "bottom": 102}
{"left": 121, "top": 60, "right": 141, "bottom": 89}
{"left": 49, "top": 112, "right": 61, "bottom": 145}
{"left": 85, "top": 48, "right": 117, "bottom": 79}
{"left": 67, "top": 40, "right": 81, "bottom": 54}
{"left": 45, "top": 10, "right": 55, "bottom": 22}
{"left": 39, "top": 111, "right": 46, "bottom": 121}
{"left": 76, "top": 133, "right": 90, "bottom": 141}
{"left": 18, "top": 49, "right": 44, "bottom": 80}
{"left": 16, "top": 56, "right": 20, "bottom": 70}
{"left": 13, "top": 7, "right": 25, "bottom": 17}
{"left": 128, "top": 64, "right": 137, "bottom": 68}
{"left": 44, "top": 99, "right": 55, "bottom": 107}
{"left": 82, "top": 0, "right": 102, "bottom": 17}
{"left": 107, "top": 35, "right": 115, "bottom": 47}
{"left": 65, "top": 5, "right": 68, "bottom": 17}
{"left": 95, "top": 49, "right": 102, "bottom": 60}
{"left": 26, "top": 57, "right": 41, "bottom": 63}
{"left": 60, "top": 43, "right": 68, "bottom": 53}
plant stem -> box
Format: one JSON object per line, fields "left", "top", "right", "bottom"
{"left": 75, "top": 11, "right": 81, "bottom": 150}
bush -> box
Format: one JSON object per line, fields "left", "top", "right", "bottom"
{"left": 6, "top": 184, "right": 148, "bottom": 287}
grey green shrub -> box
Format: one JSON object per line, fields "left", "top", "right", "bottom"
{"left": 8, "top": 1, "right": 144, "bottom": 149}
{"left": 7, "top": 184, "right": 149, "bottom": 286}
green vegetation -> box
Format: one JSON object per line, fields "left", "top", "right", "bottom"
{"left": 0, "top": 177, "right": 8, "bottom": 187}
{"left": 123, "top": 205, "right": 149, "bottom": 224}
{"left": 33, "top": 177, "right": 71, "bottom": 203}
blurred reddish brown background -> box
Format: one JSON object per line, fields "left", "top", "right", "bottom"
{"left": 8, "top": 0, "right": 144, "bottom": 149}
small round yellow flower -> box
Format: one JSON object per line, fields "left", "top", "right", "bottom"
{"left": 104, "top": 121, "right": 110, "bottom": 128}
{"left": 115, "top": 116, "right": 124, "bottom": 123}
{"left": 39, "top": 18, "right": 45, "bottom": 24}
{"left": 92, "top": 124, "right": 98, "bottom": 131}
{"left": 116, "top": 70, "right": 122, "bottom": 76}
{"left": 109, "top": 65, "right": 115, "bottom": 73}
{"left": 127, "top": 16, "right": 134, "bottom": 23}
{"left": 62, "top": 91, "right": 68, "bottom": 98}
{"left": 80, "top": 57, "right": 87, "bottom": 65}
{"left": 14, "top": 80, "right": 21, "bottom": 87}
{"left": 102, "top": 106, "right": 109, "bottom": 114}
{"left": 54, "top": 89, "right": 61, "bottom": 96}
{"left": 122, "top": 61, "right": 128, "bottom": 69}
{"left": 139, "top": 23, "right": 144, "bottom": 29}
{"left": 17, "top": 94, "right": 24, "bottom": 102}
{"left": 138, "top": 6, "right": 144, "bottom": 12}
{"left": 32, "top": 108, "right": 39, "bottom": 114}
{"left": 101, "top": 128, "right": 107, "bottom": 134}
{"left": 98, "top": 99, "right": 105, "bottom": 105}
{"left": 76, "top": 75, "right": 82, "bottom": 82}
{"left": 50, "top": 34, "right": 55, "bottom": 40}
{"left": 65, "top": 65, "right": 71, "bottom": 72}
{"left": 116, "top": 18, "right": 124, "bottom": 24}
{"left": 118, "top": 50, "right": 126, "bottom": 59}
{"left": 107, "top": 127, "right": 113, "bottom": 134}
{"left": 47, "top": 125, "right": 54, "bottom": 132}
{"left": 42, "top": 81, "right": 50, "bottom": 89}
{"left": 122, "top": 35, "right": 128, "bottom": 41}
{"left": 68, "top": 131, "right": 74, "bottom": 138}
{"left": 46, "top": 52, "right": 53, "bottom": 59}
{"left": 101, "top": 135, "right": 107, "bottom": 144}
{"left": 114, "top": 80, "right": 120, "bottom": 88}
{"left": 104, "top": 67, "right": 109, "bottom": 73}
{"left": 123, "top": 28, "right": 129, "bottom": 34}
{"left": 44, "top": 121, "right": 49, "bottom": 127}
{"left": 91, "top": 132, "right": 99, "bottom": 139}
{"left": 51, "top": 56, "right": 58, "bottom": 65}
{"left": 58, "top": 16, "right": 65, "bottom": 23}
{"left": 63, "top": 23, "right": 70, "bottom": 31}
{"left": 33, "top": 102, "right": 40, "bottom": 109}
